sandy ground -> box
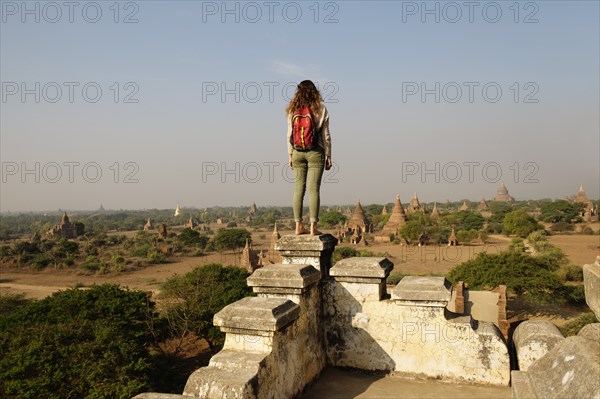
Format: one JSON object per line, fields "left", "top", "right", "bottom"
{"left": 547, "top": 234, "right": 600, "bottom": 266}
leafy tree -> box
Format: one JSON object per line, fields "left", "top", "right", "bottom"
{"left": 0, "top": 285, "right": 159, "bottom": 399}
{"left": 503, "top": 209, "right": 542, "bottom": 237}
{"left": 527, "top": 230, "right": 567, "bottom": 266}
{"left": 176, "top": 228, "right": 209, "bottom": 248}
{"left": 320, "top": 211, "right": 346, "bottom": 228}
{"left": 488, "top": 201, "right": 513, "bottom": 215}
{"left": 399, "top": 220, "right": 424, "bottom": 243}
{"left": 447, "top": 251, "right": 564, "bottom": 303}
{"left": 333, "top": 247, "right": 359, "bottom": 263}
{"left": 159, "top": 263, "right": 253, "bottom": 353}
{"left": 371, "top": 213, "right": 391, "bottom": 230}
{"left": 461, "top": 212, "right": 485, "bottom": 231}
{"left": 455, "top": 229, "right": 479, "bottom": 243}
{"left": 73, "top": 221, "right": 85, "bottom": 235}
{"left": 487, "top": 202, "right": 513, "bottom": 233}
{"left": 364, "top": 204, "right": 383, "bottom": 216}
{"left": 508, "top": 238, "right": 526, "bottom": 253}
{"left": 540, "top": 200, "right": 582, "bottom": 223}
{"left": 13, "top": 241, "right": 40, "bottom": 255}
{"left": 211, "top": 228, "right": 251, "bottom": 251}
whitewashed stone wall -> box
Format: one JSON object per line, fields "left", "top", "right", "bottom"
{"left": 325, "top": 260, "right": 510, "bottom": 386}
{"left": 183, "top": 263, "right": 324, "bottom": 399}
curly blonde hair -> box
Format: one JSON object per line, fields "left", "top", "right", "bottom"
{"left": 285, "top": 80, "right": 323, "bottom": 116}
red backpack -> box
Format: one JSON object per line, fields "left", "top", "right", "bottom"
{"left": 290, "top": 107, "right": 318, "bottom": 151}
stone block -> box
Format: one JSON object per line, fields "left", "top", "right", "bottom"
{"left": 275, "top": 234, "right": 337, "bottom": 278}
{"left": 330, "top": 257, "right": 393, "bottom": 280}
{"left": 247, "top": 263, "right": 320, "bottom": 297}
{"left": 214, "top": 297, "right": 299, "bottom": 333}
{"left": 391, "top": 276, "right": 452, "bottom": 306}
{"left": 578, "top": 322, "right": 600, "bottom": 342}
{"left": 513, "top": 321, "right": 565, "bottom": 371}
{"left": 512, "top": 336, "right": 600, "bottom": 399}
{"left": 583, "top": 256, "right": 600, "bottom": 319}
{"left": 329, "top": 257, "right": 393, "bottom": 301}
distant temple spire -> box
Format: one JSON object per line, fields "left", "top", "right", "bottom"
{"left": 448, "top": 227, "right": 459, "bottom": 246}
{"left": 493, "top": 183, "right": 515, "bottom": 202}
{"left": 476, "top": 198, "right": 489, "bottom": 212}
{"left": 382, "top": 195, "right": 407, "bottom": 235}
{"left": 430, "top": 202, "right": 440, "bottom": 220}
{"left": 408, "top": 192, "right": 422, "bottom": 212}
{"left": 144, "top": 218, "right": 153, "bottom": 231}
{"left": 240, "top": 238, "right": 259, "bottom": 273}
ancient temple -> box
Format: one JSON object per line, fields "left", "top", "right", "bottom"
{"left": 143, "top": 218, "right": 153, "bottom": 231}
{"left": 459, "top": 201, "right": 469, "bottom": 212}
{"left": 381, "top": 204, "right": 388, "bottom": 215}
{"left": 269, "top": 223, "right": 281, "bottom": 263}
{"left": 430, "top": 202, "right": 440, "bottom": 220}
{"left": 174, "top": 204, "right": 182, "bottom": 217}
{"left": 381, "top": 195, "right": 407, "bottom": 236}
{"left": 345, "top": 200, "right": 372, "bottom": 234}
{"left": 476, "top": 198, "right": 489, "bottom": 212}
{"left": 186, "top": 216, "right": 197, "bottom": 229}
{"left": 417, "top": 231, "right": 430, "bottom": 246}
{"left": 408, "top": 193, "right": 422, "bottom": 212}
{"left": 158, "top": 224, "right": 168, "bottom": 238}
{"left": 240, "top": 239, "right": 259, "bottom": 273}
{"left": 448, "top": 227, "right": 459, "bottom": 246}
{"left": 344, "top": 207, "right": 352, "bottom": 219}
{"left": 46, "top": 212, "right": 76, "bottom": 239}
{"left": 493, "top": 183, "right": 515, "bottom": 202}
{"left": 573, "top": 185, "right": 596, "bottom": 217}
{"left": 248, "top": 202, "right": 258, "bottom": 215}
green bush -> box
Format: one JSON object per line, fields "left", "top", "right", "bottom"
{"left": 561, "top": 285, "right": 586, "bottom": 304}
{"left": 387, "top": 271, "right": 406, "bottom": 285}
{"left": 550, "top": 221, "right": 574, "bottom": 232}
{"left": 333, "top": 247, "right": 359, "bottom": 263}
{"left": 31, "top": 253, "right": 52, "bottom": 270}
{"left": 175, "top": 228, "right": 209, "bottom": 249}
{"left": 211, "top": 228, "right": 251, "bottom": 251}
{"left": 508, "top": 238, "right": 526, "bottom": 253}
{"left": 503, "top": 209, "right": 542, "bottom": 237}
{"left": 560, "top": 313, "right": 598, "bottom": 336}
{"left": 447, "top": 251, "right": 564, "bottom": 303}
{"left": 319, "top": 211, "right": 347, "bottom": 228}
{"left": 79, "top": 256, "right": 102, "bottom": 271}
{"left": 160, "top": 263, "right": 253, "bottom": 353}
{"left": 560, "top": 264, "right": 584, "bottom": 282}
{"left": 0, "top": 285, "right": 160, "bottom": 399}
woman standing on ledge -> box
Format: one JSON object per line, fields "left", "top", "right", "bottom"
{"left": 286, "top": 80, "right": 332, "bottom": 235}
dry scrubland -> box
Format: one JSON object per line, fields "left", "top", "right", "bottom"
{"left": 1, "top": 225, "right": 598, "bottom": 308}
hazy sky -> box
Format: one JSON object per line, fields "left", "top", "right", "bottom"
{"left": 1, "top": 0, "right": 599, "bottom": 212}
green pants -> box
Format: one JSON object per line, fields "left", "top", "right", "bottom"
{"left": 292, "top": 148, "right": 325, "bottom": 223}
